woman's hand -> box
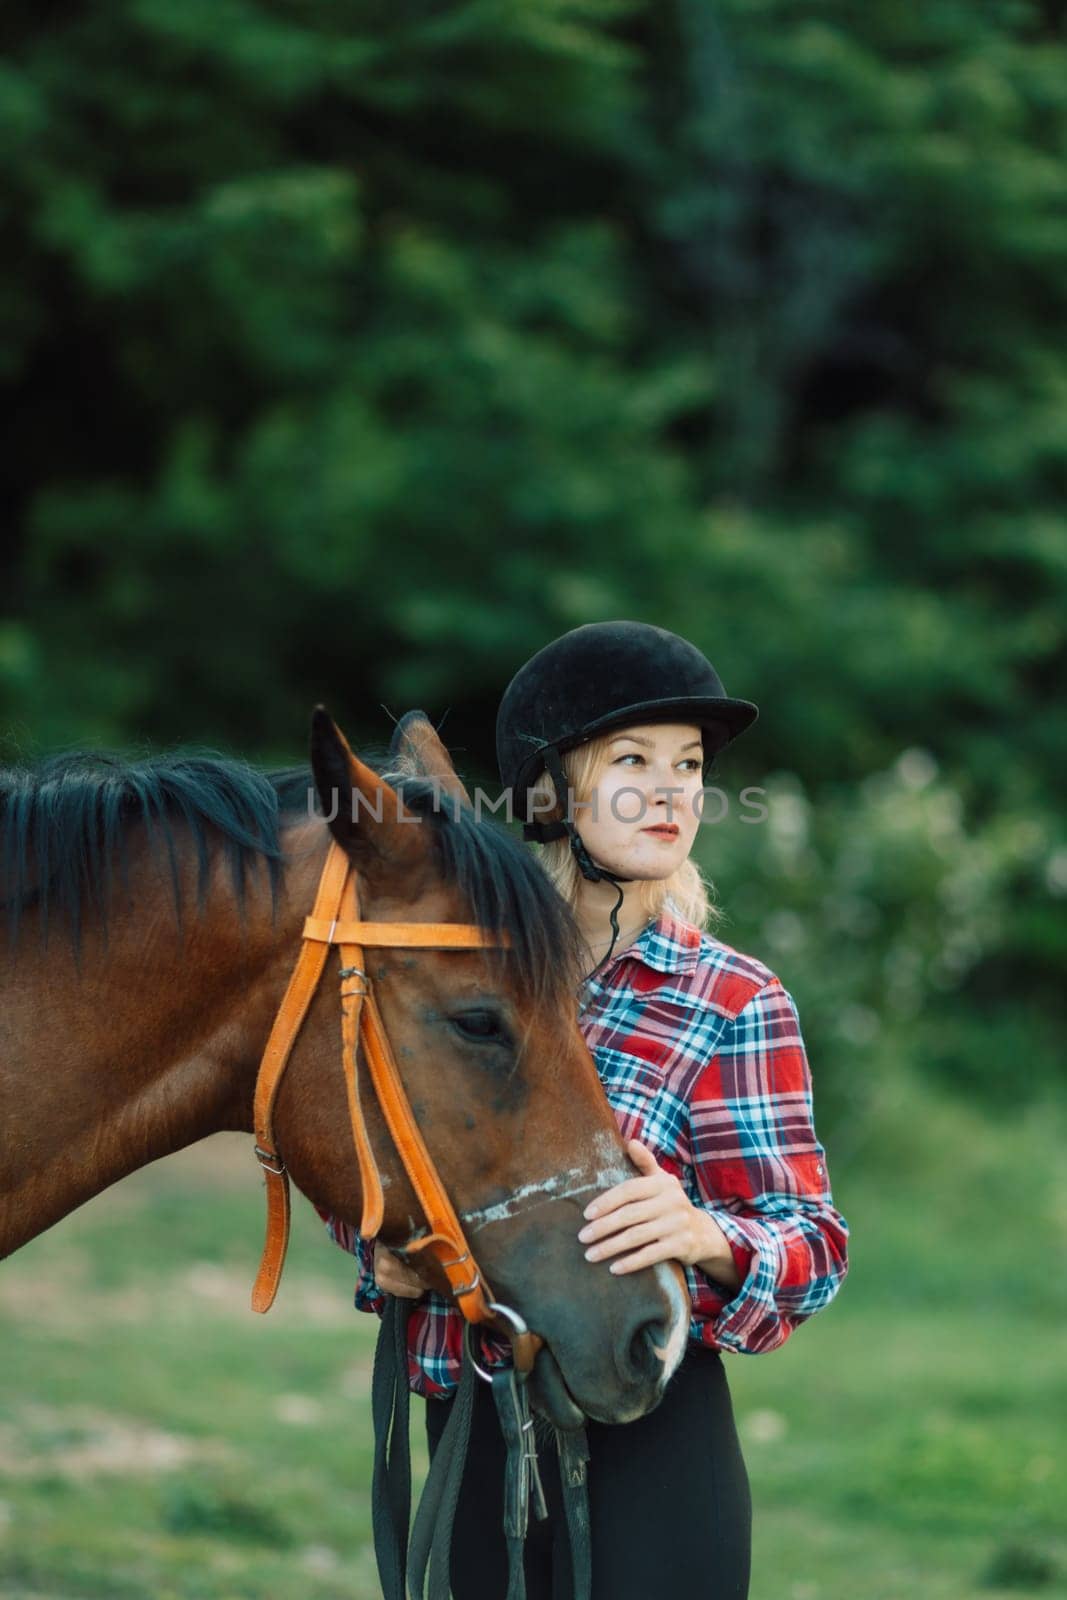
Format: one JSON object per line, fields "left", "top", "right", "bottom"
{"left": 374, "top": 1245, "right": 427, "bottom": 1299}
{"left": 577, "top": 1139, "right": 740, "bottom": 1289}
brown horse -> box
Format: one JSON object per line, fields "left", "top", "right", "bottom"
{"left": 0, "top": 709, "right": 687, "bottom": 1427}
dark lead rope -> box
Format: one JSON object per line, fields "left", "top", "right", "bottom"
{"left": 371, "top": 1297, "right": 592, "bottom": 1600}
{"left": 371, "top": 1295, "right": 414, "bottom": 1599}
{"left": 490, "top": 1364, "right": 548, "bottom": 1600}
{"left": 409, "top": 1349, "right": 476, "bottom": 1600}
{"left": 557, "top": 1424, "right": 592, "bottom": 1595}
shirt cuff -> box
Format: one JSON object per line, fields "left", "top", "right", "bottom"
{"left": 696, "top": 1208, "right": 786, "bottom": 1354}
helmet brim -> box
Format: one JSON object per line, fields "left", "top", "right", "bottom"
{"left": 515, "top": 695, "right": 758, "bottom": 802}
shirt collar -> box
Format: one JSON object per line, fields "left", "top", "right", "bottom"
{"left": 582, "top": 905, "right": 703, "bottom": 986}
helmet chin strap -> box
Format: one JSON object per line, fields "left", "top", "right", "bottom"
{"left": 540, "top": 745, "right": 635, "bottom": 982}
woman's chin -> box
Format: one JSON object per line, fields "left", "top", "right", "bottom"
{"left": 599, "top": 852, "right": 677, "bottom": 882}
{"left": 627, "top": 839, "right": 693, "bottom": 873}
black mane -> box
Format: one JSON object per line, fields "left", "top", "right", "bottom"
{"left": 0, "top": 747, "right": 584, "bottom": 1008}
{"left": 0, "top": 747, "right": 298, "bottom": 956}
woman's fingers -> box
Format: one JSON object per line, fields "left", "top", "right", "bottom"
{"left": 583, "top": 1174, "right": 658, "bottom": 1220}
{"left": 579, "top": 1152, "right": 691, "bottom": 1275}
{"left": 579, "top": 1198, "right": 660, "bottom": 1244}
{"left": 583, "top": 1219, "right": 665, "bottom": 1262}
{"left": 376, "top": 1246, "right": 426, "bottom": 1299}
{"left": 605, "top": 1239, "right": 684, "bottom": 1275}
{"left": 579, "top": 1174, "right": 696, "bottom": 1271}
{"left": 625, "top": 1139, "right": 662, "bottom": 1175}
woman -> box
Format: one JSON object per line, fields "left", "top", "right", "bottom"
{"left": 325, "top": 620, "right": 849, "bottom": 1599}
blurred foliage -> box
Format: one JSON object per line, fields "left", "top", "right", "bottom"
{"left": 701, "top": 751, "right": 1063, "bottom": 1142}
{"left": 0, "top": 0, "right": 1063, "bottom": 1118}
{"left": 161, "top": 1480, "right": 294, "bottom": 1546}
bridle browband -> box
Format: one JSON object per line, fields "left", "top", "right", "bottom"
{"left": 250, "top": 835, "right": 543, "bottom": 1374}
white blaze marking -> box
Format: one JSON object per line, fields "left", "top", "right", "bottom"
{"left": 457, "top": 1130, "right": 635, "bottom": 1229}
{"left": 458, "top": 1164, "right": 631, "bottom": 1228}
{"left": 650, "top": 1262, "right": 688, "bottom": 1380}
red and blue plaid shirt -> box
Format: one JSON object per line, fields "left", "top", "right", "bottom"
{"left": 320, "top": 908, "right": 849, "bottom": 1398}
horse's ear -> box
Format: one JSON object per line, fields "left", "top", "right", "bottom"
{"left": 309, "top": 706, "right": 422, "bottom": 873}
{"left": 389, "top": 709, "right": 472, "bottom": 810}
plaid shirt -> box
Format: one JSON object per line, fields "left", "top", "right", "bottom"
{"left": 319, "top": 908, "right": 849, "bottom": 1397}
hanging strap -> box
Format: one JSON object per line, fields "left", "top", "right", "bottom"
{"left": 251, "top": 841, "right": 351, "bottom": 1312}
{"left": 557, "top": 1423, "right": 592, "bottom": 1600}
{"left": 373, "top": 1309, "right": 594, "bottom": 1600}
{"left": 492, "top": 1365, "right": 549, "bottom": 1600}
{"left": 371, "top": 1296, "right": 415, "bottom": 1600}
{"left": 407, "top": 1354, "right": 477, "bottom": 1600}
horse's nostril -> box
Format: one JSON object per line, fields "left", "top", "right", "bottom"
{"left": 627, "top": 1319, "right": 667, "bottom": 1383}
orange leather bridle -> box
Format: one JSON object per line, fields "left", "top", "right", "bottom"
{"left": 250, "top": 837, "right": 543, "bottom": 1372}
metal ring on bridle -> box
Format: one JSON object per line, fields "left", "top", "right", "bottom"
{"left": 338, "top": 963, "right": 369, "bottom": 986}
{"left": 463, "top": 1301, "right": 532, "bottom": 1383}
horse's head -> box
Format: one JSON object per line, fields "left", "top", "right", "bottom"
{"left": 275, "top": 708, "right": 688, "bottom": 1427}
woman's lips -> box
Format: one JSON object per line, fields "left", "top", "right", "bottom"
{"left": 641, "top": 825, "right": 679, "bottom": 837}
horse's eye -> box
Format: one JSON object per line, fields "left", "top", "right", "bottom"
{"left": 450, "top": 1009, "right": 509, "bottom": 1044}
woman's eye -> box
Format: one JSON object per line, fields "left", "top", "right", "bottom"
{"left": 615, "top": 754, "right": 700, "bottom": 771}
{"left": 451, "top": 1010, "right": 509, "bottom": 1043}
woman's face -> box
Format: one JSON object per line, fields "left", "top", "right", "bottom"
{"left": 572, "top": 721, "right": 704, "bottom": 881}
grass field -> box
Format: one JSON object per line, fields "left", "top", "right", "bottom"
{"left": 2, "top": 1084, "right": 1064, "bottom": 1600}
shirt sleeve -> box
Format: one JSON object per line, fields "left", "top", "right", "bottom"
{"left": 313, "top": 1205, "right": 386, "bottom": 1316}
{"left": 684, "top": 977, "right": 849, "bottom": 1355}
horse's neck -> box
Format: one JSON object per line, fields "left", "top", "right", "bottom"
{"left": 0, "top": 819, "right": 328, "bottom": 1257}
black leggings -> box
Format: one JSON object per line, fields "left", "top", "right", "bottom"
{"left": 424, "top": 1344, "right": 751, "bottom": 1600}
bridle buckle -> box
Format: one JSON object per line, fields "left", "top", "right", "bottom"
{"left": 253, "top": 1143, "right": 286, "bottom": 1177}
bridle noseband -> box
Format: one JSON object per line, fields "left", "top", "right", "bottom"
{"left": 250, "top": 836, "right": 543, "bottom": 1375}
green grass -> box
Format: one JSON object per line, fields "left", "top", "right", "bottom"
{"left": 2, "top": 1082, "right": 1064, "bottom": 1599}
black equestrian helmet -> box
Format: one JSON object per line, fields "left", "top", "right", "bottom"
{"left": 496, "top": 620, "right": 759, "bottom": 835}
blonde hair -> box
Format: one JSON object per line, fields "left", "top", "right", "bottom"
{"left": 527, "top": 732, "right": 724, "bottom": 931}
